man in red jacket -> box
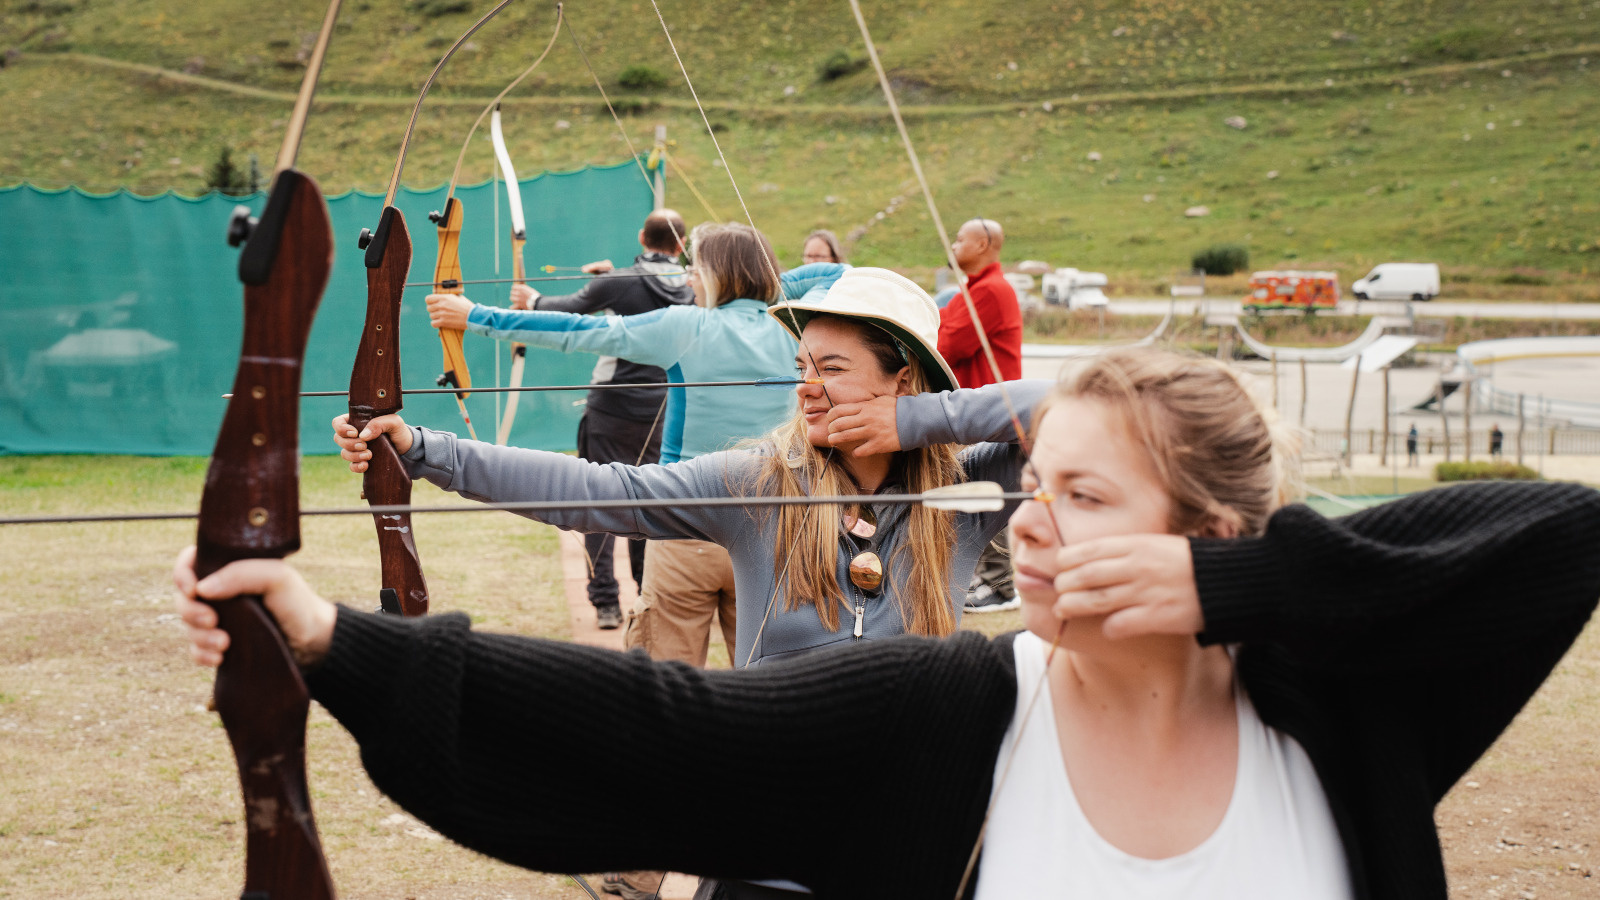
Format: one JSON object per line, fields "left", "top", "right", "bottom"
{"left": 940, "top": 218, "right": 1022, "bottom": 612}
{"left": 938, "top": 218, "right": 1022, "bottom": 388}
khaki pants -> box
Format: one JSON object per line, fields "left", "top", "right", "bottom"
{"left": 624, "top": 539, "right": 737, "bottom": 668}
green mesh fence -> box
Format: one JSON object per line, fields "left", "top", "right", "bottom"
{"left": 0, "top": 161, "right": 653, "bottom": 455}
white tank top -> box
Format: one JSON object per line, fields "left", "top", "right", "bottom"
{"left": 973, "top": 632, "right": 1354, "bottom": 900}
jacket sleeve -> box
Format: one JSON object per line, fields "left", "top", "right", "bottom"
{"left": 304, "top": 613, "right": 1015, "bottom": 896}
{"left": 781, "top": 262, "right": 847, "bottom": 301}
{"left": 1192, "top": 481, "right": 1600, "bottom": 795}
{"left": 464, "top": 303, "right": 696, "bottom": 369}
{"left": 399, "top": 426, "right": 755, "bottom": 544}
{"left": 895, "top": 379, "right": 1052, "bottom": 448}
{"left": 528, "top": 276, "right": 614, "bottom": 314}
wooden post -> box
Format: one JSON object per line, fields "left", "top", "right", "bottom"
{"left": 652, "top": 124, "right": 667, "bottom": 210}
{"left": 1271, "top": 352, "right": 1280, "bottom": 411}
{"left": 1439, "top": 379, "right": 1452, "bottom": 463}
{"left": 1299, "top": 358, "right": 1309, "bottom": 428}
{"left": 1379, "top": 366, "right": 1390, "bottom": 465}
{"left": 1342, "top": 355, "right": 1361, "bottom": 466}
{"left": 1516, "top": 393, "right": 1525, "bottom": 466}
{"left": 1462, "top": 379, "right": 1473, "bottom": 462}
{"left": 1537, "top": 394, "right": 1545, "bottom": 477}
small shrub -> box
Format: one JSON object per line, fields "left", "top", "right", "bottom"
{"left": 409, "top": 0, "right": 470, "bottom": 16}
{"left": 818, "top": 50, "right": 867, "bottom": 82}
{"left": 618, "top": 64, "right": 668, "bottom": 90}
{"left": 1434, "top": 460, "right": 1539, "bottom": 482}
{"left": 1409, "top": 26, "right": 1499, "bottom": 62}
{"left": 1191, "top": 243, "right": 1250, "bottom": 276}
{"left": 1497, "top": 271, "right": 1550, "bottom": 286}
{"left": 205, "top": 146, "right": 251, "bottom": 196}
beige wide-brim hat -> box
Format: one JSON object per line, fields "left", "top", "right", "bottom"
{"left": 767, "top": 267, "right": 959, "bottom": 394}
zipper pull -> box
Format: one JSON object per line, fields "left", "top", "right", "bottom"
{"left": 854, "top": 603, "right": 865, "bottom": 638}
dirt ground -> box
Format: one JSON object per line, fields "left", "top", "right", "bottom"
{"left": 1, "top": 458, "right": 1596, "bottom": 897}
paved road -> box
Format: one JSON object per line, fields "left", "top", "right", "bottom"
{"left": 1098, "top": 298, "right": 1600, "bottom": 320}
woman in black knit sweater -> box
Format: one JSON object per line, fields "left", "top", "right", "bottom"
{"left": 175, "top": 348, "right": 1600, "bottom": 900}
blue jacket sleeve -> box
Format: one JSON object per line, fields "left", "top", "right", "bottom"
{"left": 781, "top": 263, "right": 848, "bottom": 302}
{"left": 464, "top": 303, "right": 698, "bottom": 369}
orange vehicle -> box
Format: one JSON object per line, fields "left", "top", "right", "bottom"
{"left": 1244, "top": 270, "right": 1340, "bottom": 312}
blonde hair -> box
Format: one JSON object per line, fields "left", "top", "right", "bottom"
{"left": 742, "top": 319, "right": 964, "bottom": 637}
{"left": 1047, "top": 348, "right": 1299, "bottom": 537}
{"left": 689, "top": 222, "right": 781, "bottom": 308}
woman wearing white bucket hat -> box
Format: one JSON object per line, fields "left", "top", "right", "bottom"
{"left": 330, "top": 265, "right": 1047, "bottom": 668}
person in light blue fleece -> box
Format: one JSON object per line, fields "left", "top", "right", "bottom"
{"left": 429, "top": 223, "right": 822, "bottom": 466}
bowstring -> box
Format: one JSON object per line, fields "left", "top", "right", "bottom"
{"left": 840, "top": 3, "right": 1068, "bottom": 895}
{"left": 562, "top": 11, "right": 656, "bottom": 190}
{"left": 643, "top": 0, "right": 845, "bottom": 672}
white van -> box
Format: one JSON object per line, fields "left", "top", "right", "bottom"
{"left": 1351, "top": 263, "right": 1440, "bottom": 301}
{"left": 1041, "top": 268, "right": 1110, "bottom": 309}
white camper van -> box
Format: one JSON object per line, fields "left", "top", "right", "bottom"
{"left": 1351, "top": 263, "right": 1440, "bottom": 301}
{"left": 1041, "top": 268, "right": 1110, "bottom": 309}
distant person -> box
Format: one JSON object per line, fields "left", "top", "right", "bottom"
{"left": 1490, "top": 423, "right": 1504, "bottom": 460}
{"left": 800, "top": 229, "right": 847, "bottom": 265}
{"left": 941, "top": 218, "right": 1023, "bottom": 614}
{"left": 939, "top": 219, "right": 1022, "bottom": 387}
{"left": 501, "top": 209, "right": 694, "bottom": 630}
{"left": 1407, "top": 424, "right": 1419, "bottom": 467}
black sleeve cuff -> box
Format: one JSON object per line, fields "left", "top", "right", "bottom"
{"left": 1191, "top": 533, "right": 1290, "bottom": 645}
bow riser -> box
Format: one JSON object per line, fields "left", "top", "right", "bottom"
{"left": 195, "top": 167, "right": 337, "bottom": 900}
{"left": 353, "top": 205, "right": 430, "bottom": 616}
{"left": 432, "top": 197, "right": 473, "bottom": 396}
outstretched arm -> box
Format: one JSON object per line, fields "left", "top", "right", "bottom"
{"left": 330, "top": 412, "right": 751, "bottom": 544}
{"left": 455, "top": 303, "right": 696, "bottom": 369}
{"left": 174, "top": 548, "right": 1016, "bottom": 897}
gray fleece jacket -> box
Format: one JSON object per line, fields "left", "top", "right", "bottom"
{"left": 400, "top": 379, "right": 1050, "bottom": 666}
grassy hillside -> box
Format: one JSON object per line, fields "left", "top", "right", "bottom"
{"left": 4, "top": 0, "right": 1600, "bottom": 288}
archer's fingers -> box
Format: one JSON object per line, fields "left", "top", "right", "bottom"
{"left": 850, "top": 436, "right": 899, "bottom": 457}
{"left": 1100, "top": 604, "right": 1166, "bottom": 641}
{"left": 822, "top": 403, "right": 863, "bottom": 426}
{"left": 172, "top": 545, "right": 200, "bottom": 599}
{"left": 826, "top": 424, "right": 872, "bottom": 446}
{"left": 1053, "top": 556, "right": 1138, "bottom": 594}
{"left": 1052, "top": 585, "right": 1133, "bottom": 620}
{"left": 1054, "top": 536, "right": 1137, "bottom": 572}
{"left": 187, "top": 624, "right": 226, "bottom": 668}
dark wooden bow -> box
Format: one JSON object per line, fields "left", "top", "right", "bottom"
{"left": 195, "top": 4, "right": 342, "bottom": 896}
{"left": 350, "top": 201, "right": 430, "bottom": 616}
{"left": 349, "top": 0, "right": 520, "bottom": 614}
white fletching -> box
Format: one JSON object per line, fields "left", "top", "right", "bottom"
{"left": 921, "top": 481, "right": 1006, "bottom": 513}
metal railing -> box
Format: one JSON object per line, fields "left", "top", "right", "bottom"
{"left": 1307, "top": 428, "right": 1600, "bottom": 457}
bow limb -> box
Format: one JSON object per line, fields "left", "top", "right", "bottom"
{"left": 490, "top": 105, "right": 530, "bottom": 446}
{"left": 497, "top": 233, "right": 530, "bottom": 446}
{"left": 197, "top": 4, "right": 341, "bottom": 891}
{"left": 350, "top": 205, "right": 430, "bottom": 616}
{"left": 423, "top": 4, "right": 562, "bottom": 445}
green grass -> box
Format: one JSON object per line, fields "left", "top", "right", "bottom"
{"left": 0, "top": 454, "right": 586, "bottom": 897}
{"left": 3, "top": 0, "right": 1600, "bottom": 288}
